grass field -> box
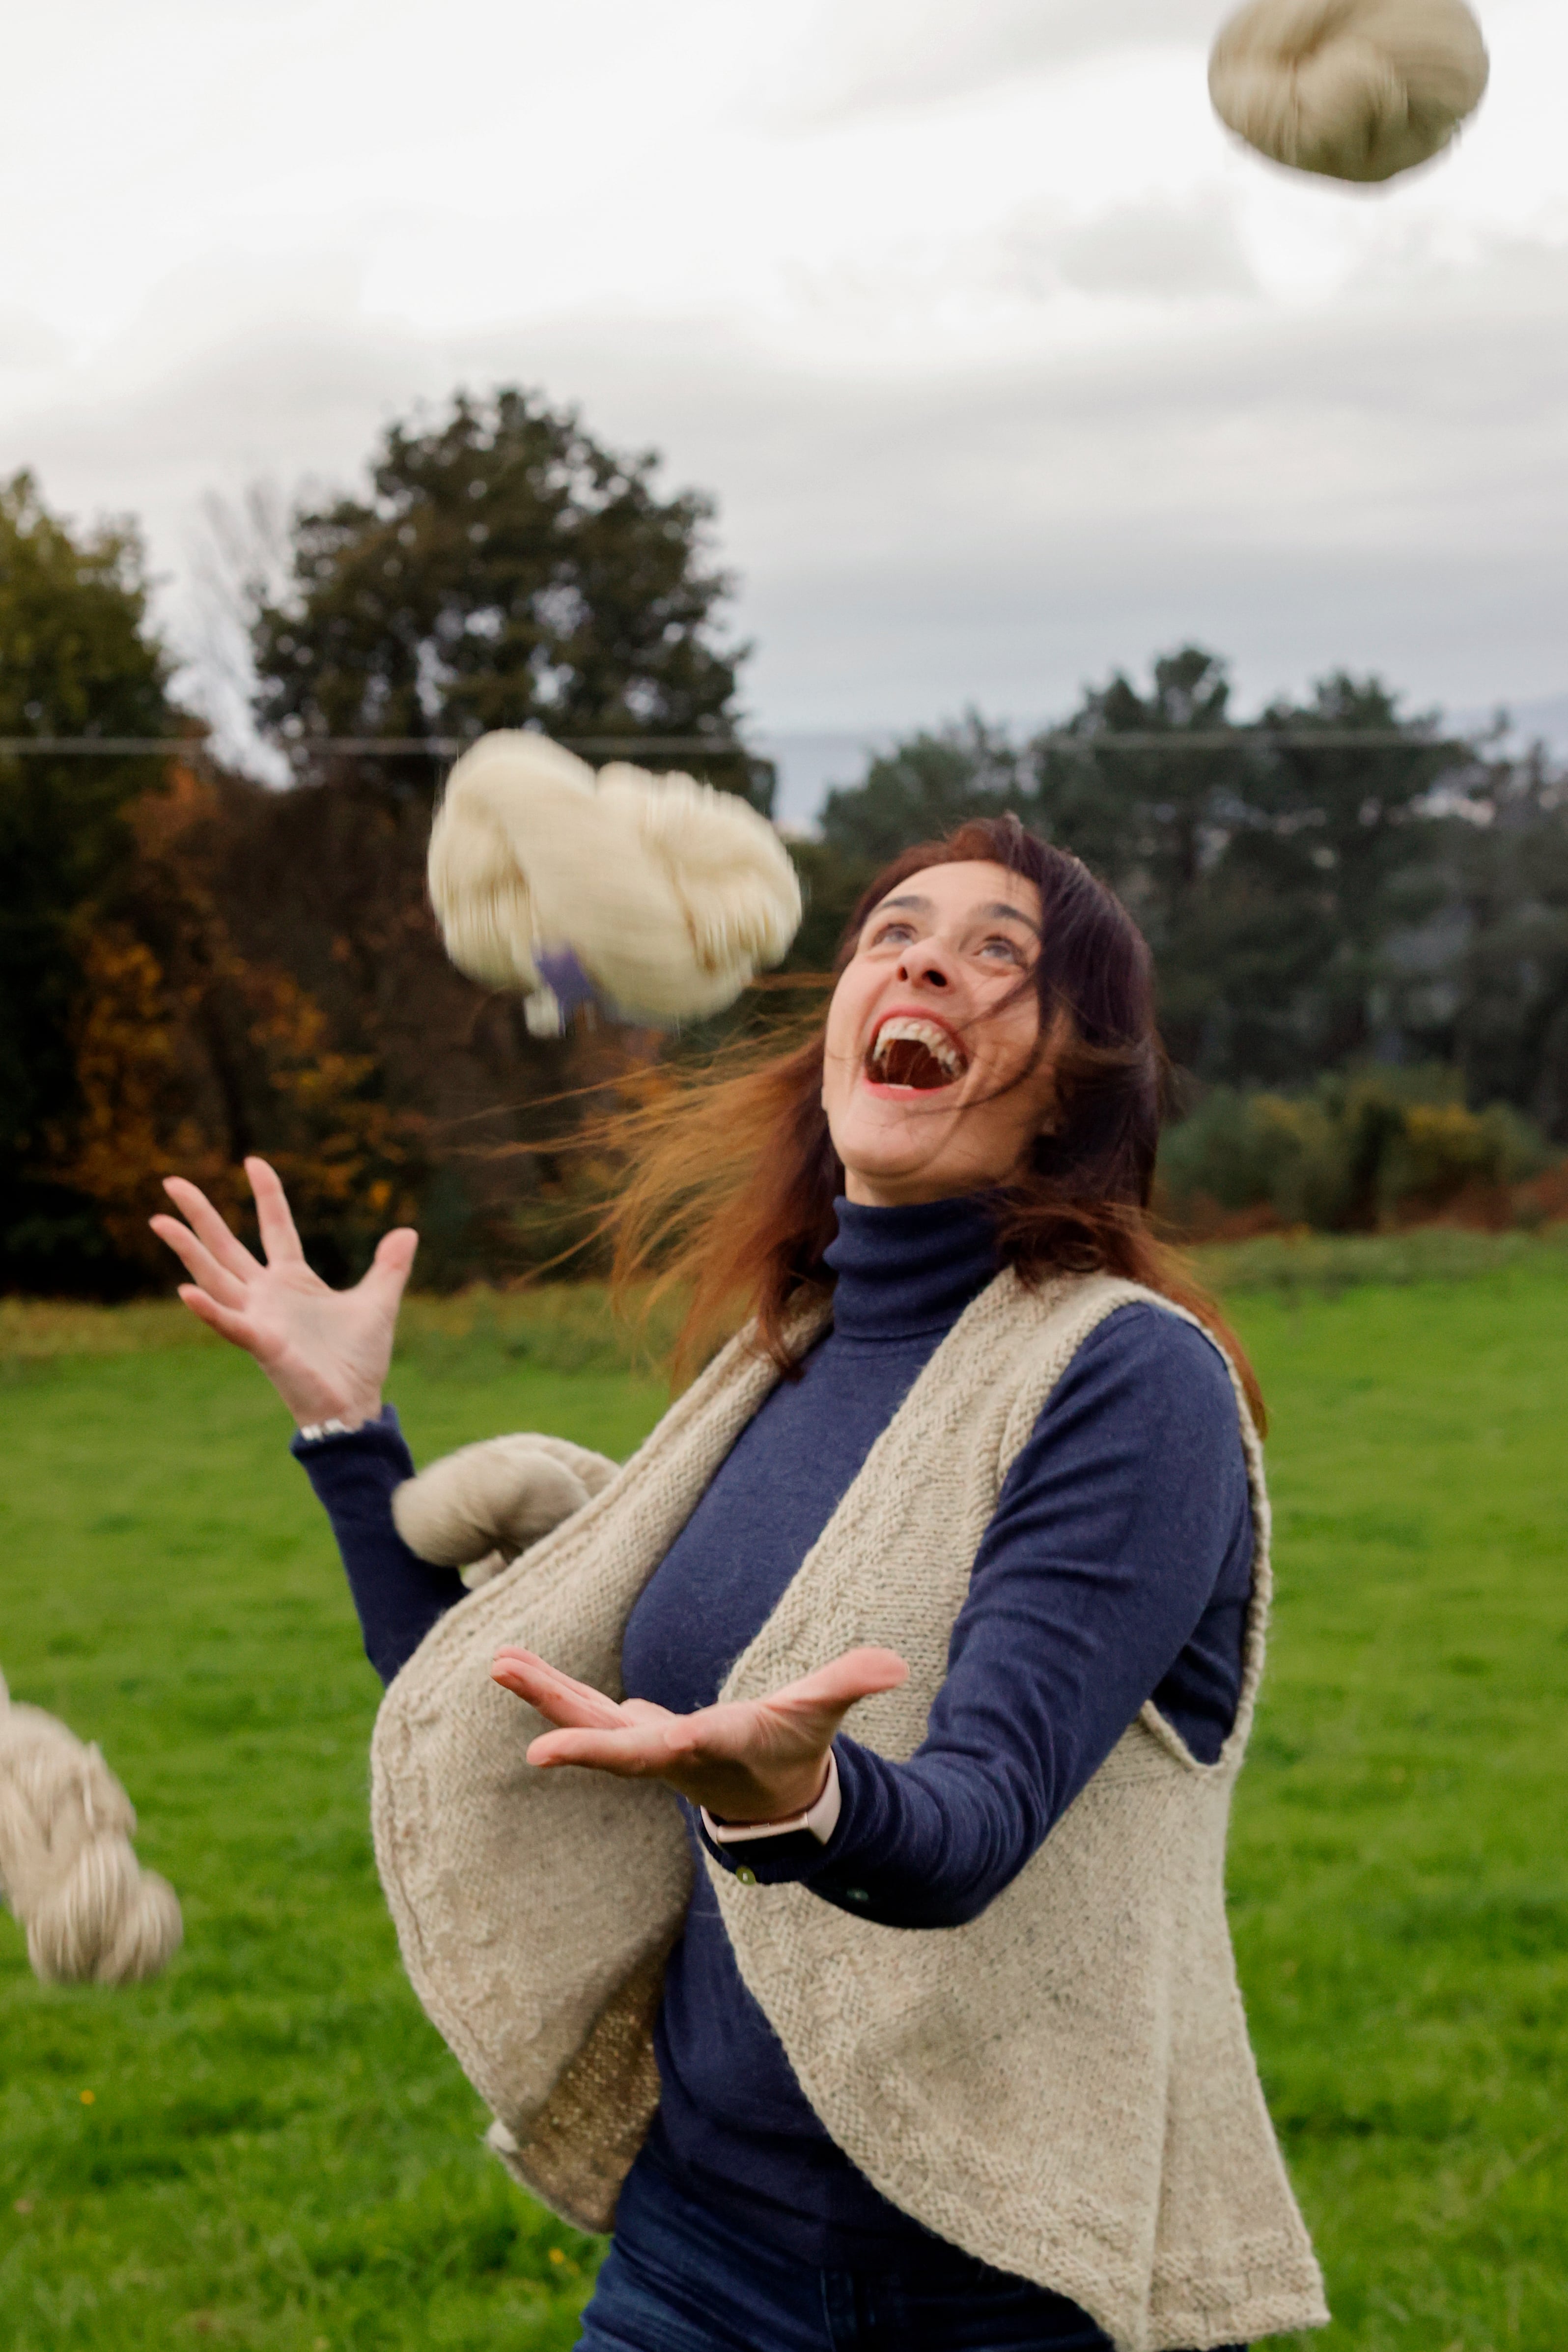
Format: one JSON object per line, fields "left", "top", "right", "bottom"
{"left": 1, "top": 1246, "right": 1564, "bottom": 2351}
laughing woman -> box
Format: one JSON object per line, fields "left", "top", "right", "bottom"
{"left": 153, "top": 817, "right": 1327, "bottom": 2352}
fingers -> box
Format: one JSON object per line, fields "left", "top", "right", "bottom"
{"left": 246, "top": 1157, "right": 306, "bottom": 1266}
{"left": 525, "top": 1725, "right": 666, "bottom": 1775}
{"left": 149, "top": 1214, "right": 250, "bottom": 1309}
{"left": 492, "top": 1648, "right": 629, "bottom": 1731}
{"left": 159, "top": 1177, "right": 258, "bottom": 1280}
{"left": 363, "top": 1226, "right": 419, "bottom": 1305}
{"left": 772, "top": 1648, "right": 910, "bottom": 1713}
{"left": 172, "top": 1283, "right": 262, "bottom": 1350}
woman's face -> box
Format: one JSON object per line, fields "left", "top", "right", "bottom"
{"left": 822, "top": 859, "right": 1052, "bottom": 1207}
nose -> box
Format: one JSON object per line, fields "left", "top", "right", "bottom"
{"left": 896, "top": 942, "right": 954, "bottom": 991}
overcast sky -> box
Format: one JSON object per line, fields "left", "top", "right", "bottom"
{"left": 3, "top": 0, "right": 1564, "bottom": 799}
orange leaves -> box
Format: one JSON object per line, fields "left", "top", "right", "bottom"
{"left": 55, "top": 923, "right": 224, "bottom": 1262}
{"left": 54, "top": 901, "right": 425, "bottom": 1276}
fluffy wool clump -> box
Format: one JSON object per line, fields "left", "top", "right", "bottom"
{"left": 392, "top": 1432, "right": 619, "bottom": 1588}
{"left": 0, "top": 1672, "right": 182, "bottom": 1986}
{"left": 1209, "top": 0, "right": 1489, "bottom": 183}
{"left": 426, "top": 734, "right": 802, "bottom": 1035}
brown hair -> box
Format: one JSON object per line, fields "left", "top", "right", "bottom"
{"left": 603, "top": 814, "right": 1265, "bottom": 1430}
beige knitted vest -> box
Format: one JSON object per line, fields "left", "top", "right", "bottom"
{"left": 370, "top": 1269, "right": 1328, "bottom": 2352}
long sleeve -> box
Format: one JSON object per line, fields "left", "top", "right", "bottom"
{"left": 291, "top": 1408, "right": 467, "bottom": 1685}
{"left": 709, "top": 1309, "right": 1254, "bottom": 1927}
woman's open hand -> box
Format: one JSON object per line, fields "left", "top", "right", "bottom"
{"left": 150, "top": 1157, "right": 418, "bottom": 1428}
{"left": 491, "top": 1644, "right": 909, "bottom": 1825}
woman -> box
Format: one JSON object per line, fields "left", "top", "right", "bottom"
{"left": 153, "top": 816, "right": 1327, "bottom": 2352}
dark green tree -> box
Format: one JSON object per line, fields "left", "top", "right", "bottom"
{"left": 1028, "top": 648, "right": 1263, "bottom": 1071}
{"left": 819, "top": 715, "right": 1027, "bottom": 866}
{"left": 1438, "top": 754, "right": 1568, "bottom": 1138}
{"left": 811, "top": 646, "right": 1476, "bottom": 1089}
{"left": 0, "top": 472, "right": 173, "bottom": 1289}
{"left": 1029, "top": 655, "right": 1461, "bottom": 1079}
{"left": 1218, "top": 672, "right": 1460, "bottom": 1079}
{"left": 253, "top": 387, "right": 769, "bottom": 808}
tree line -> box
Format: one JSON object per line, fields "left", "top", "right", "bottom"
{"left": 2, "top": 390, "right": 1564, "bottom": 1295}
{"left": 814, "top": 654, "right": 1568, "bottom": 1234}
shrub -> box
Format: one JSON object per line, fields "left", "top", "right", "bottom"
{"left": 1158, "top": 1068, "right": 1556, "bottom": 1237}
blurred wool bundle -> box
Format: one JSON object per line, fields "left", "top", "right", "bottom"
{"left": 1209, "top": 0, "right": 1489, "bottom": 182}
{"left": 0, "top": 1672, "right": 182, "bottom": 1986}
{"left": 426, "top": 733, "right": 802, "bottom": 1036}
{"left": 392, "top": 1432, "right": 619, "bottom": 1590}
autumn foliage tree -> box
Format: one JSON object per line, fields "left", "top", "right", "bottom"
{"left": 54, "top": 758, "right": 648, "bottom": 1289}
{"left": 55, "top": 768, "right": 430, "bottom": 1283}
{"left": 0, "top": 473, "right": 174, "bottom": 1289}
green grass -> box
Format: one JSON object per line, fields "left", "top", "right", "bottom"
{"left": 1189, "top": 1224, "right": 1568, "bottom": 1301}
{"left": 1230, "top": 1265, "right": 1568, "bottom": 2352}
{"left": 0, "top": 1344, "right": 662, "bottom": 2352}
{"left": 1, "top": 1254, "right": 1564, "bottom": 2350}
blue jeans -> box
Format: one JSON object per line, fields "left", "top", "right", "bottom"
{"left": 578, "top": 2152, "right": 1246, "bottom": 2352}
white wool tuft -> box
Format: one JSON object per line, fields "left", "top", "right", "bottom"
{"left": 392, "top": 1432, "right": 619, "bottom": 1588}
{"left": 0, "top": 1672, "right": 183, "bottom": 1986}
{"left": 426, "top": 733, "right": 802, "bottom": 1030}
{"left": 1209, "top": 0, "right": 1488, "bottom": 183}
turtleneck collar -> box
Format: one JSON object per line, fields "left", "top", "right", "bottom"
{"left": 823, "top": 1194, "right": 1001, "bottom": 1341}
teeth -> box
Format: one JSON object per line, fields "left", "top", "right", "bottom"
{"left": 870, "top": 1016, "right": 965, "bottom": 1079}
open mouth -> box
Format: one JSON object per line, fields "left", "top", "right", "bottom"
{"left": 865, "top": 1015, "right": 969, "bottom": 1093}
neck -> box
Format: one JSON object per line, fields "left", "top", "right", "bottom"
{"left": 843, "top": 1165, "right": 1017, "bottom": 1209}
{"left": 824, "top": 1193, "right": 1001, "bottom": 1341}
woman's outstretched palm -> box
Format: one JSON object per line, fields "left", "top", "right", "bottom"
{"left": 150, "top": 1157, "right": 417, "bottom": 1427}
{"left": 491, "top": 1643, "right": 910, "bottom": 1825}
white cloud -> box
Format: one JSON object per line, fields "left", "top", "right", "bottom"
{"left": 0, "top": 309, "right": 67, "bottom": 370}
{"left": 1022, "top": 196, "right": 1260, "bottom": 299}
{"left": 0, "top": 0, "right": 1562, "bottom": 792}
{"left": 773, "top": 0, "right": 1225, "bottom": 122}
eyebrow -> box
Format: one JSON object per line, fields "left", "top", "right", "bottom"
{"left": 875, "top": 892, "right": 1040, "bottom": 937}
{"left": 980, "top": 900, "right": 1042, "bottom": 936}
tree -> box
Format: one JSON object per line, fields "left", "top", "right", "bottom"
{"left": 55, "top": 759, "right": 671, "bottom": 1289}
{"left": 1217, "top": 672, "right": 1460, "bottom": 1079}
{"left": 49, "top": 767, "right": 432, "bottom": 1286}
{"left": 810, "top": 647, "right": 1478, "bottom": 1090}
{"left": 1435, "top": 754, "right": 1568, "bottom": 1140}
{"left": 252, "top": 387, "right": 769, "bottom": 808}
{"left": 1026, "top": 652, "right": 1463, "bottom": 1078}
{"left": 0, "top": 472, "right": 175, "bottom": 1290}
{"left": 819, "top": 715, "right": 1027, "bottom": 866}
{"left": 1030, "top": 648, "right": 1263, "bottom": 1072}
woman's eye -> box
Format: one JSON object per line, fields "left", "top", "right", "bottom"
{"left": 870, "top": 921, "right": 915, "bottom": 947}
{"left": 978, "top": 937, "right": 1025, "bottom": 963}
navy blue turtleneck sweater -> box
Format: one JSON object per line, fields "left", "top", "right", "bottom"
{"left": 295, "top": 1195, "right": 1252, "bottom": 2277}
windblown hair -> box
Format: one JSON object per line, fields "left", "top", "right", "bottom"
{"left": 604, "top": 815, "right": 1265, "bottom": 1429}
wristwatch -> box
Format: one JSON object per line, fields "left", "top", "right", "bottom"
{"left": 700, "top": 1748, "right": 842, "bottom": 1847}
